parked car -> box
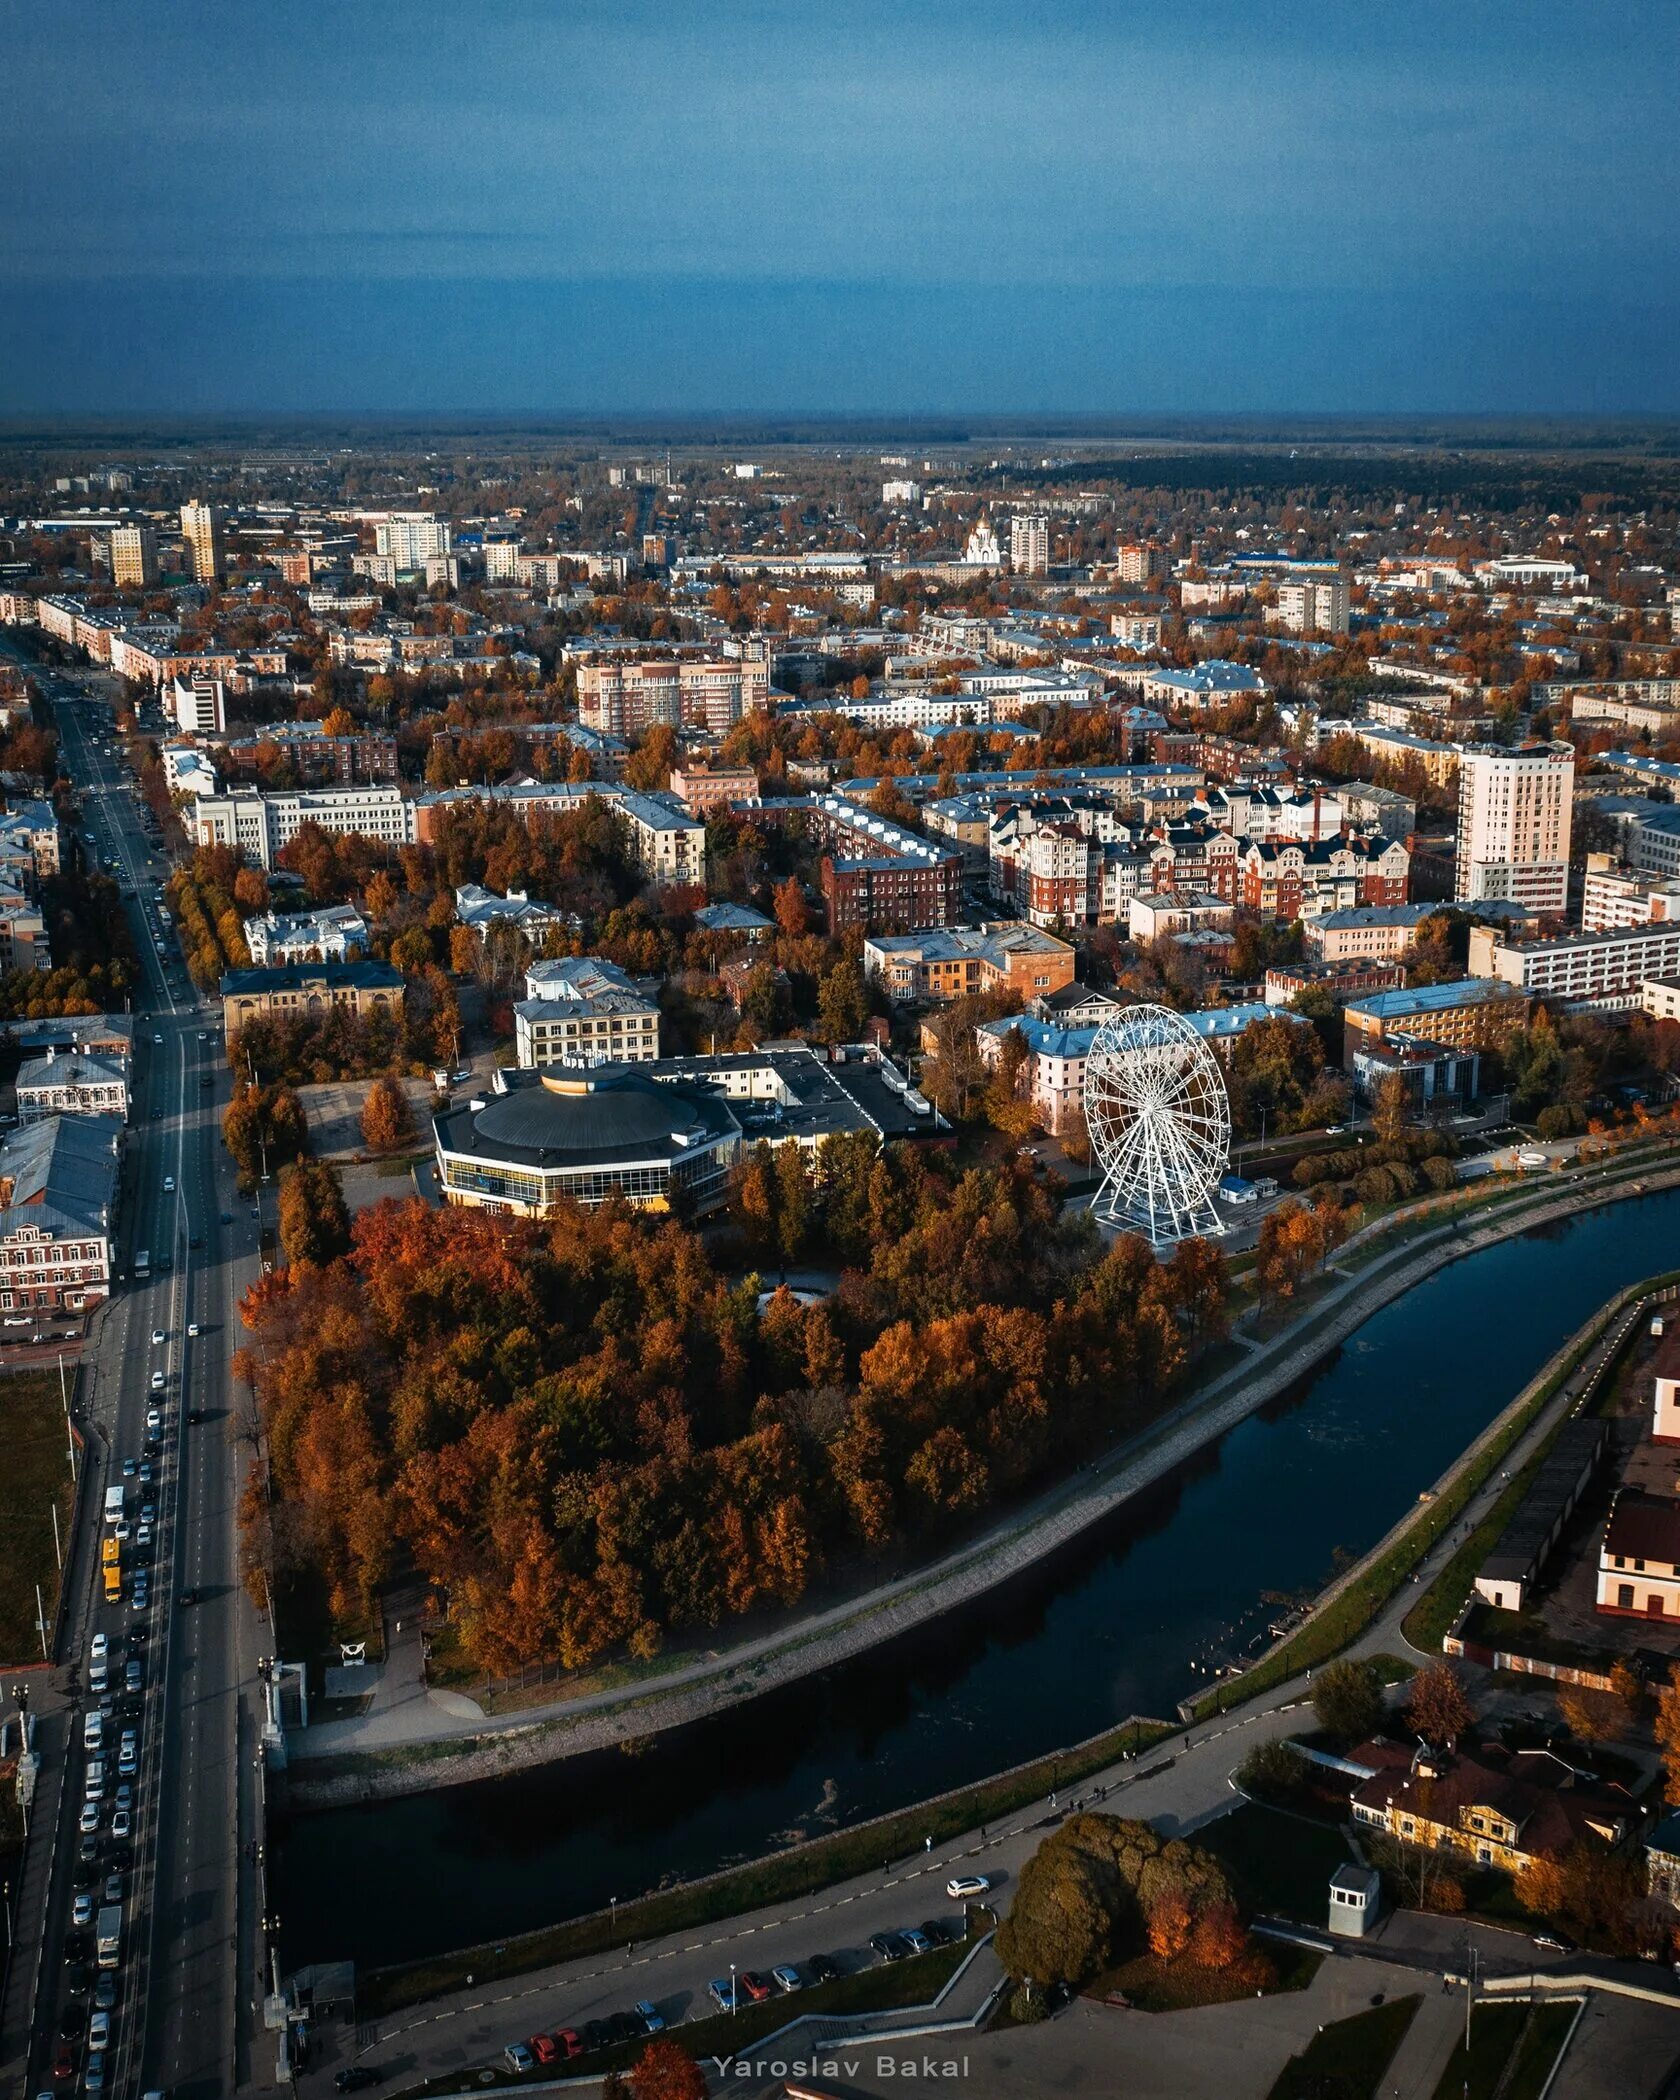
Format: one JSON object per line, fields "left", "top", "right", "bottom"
{"left": 919, "top": 1919, "right": 951, "bottom": 1947}
{"left": 869, "top": 1932, "right": 907, "bottom": 1963}
{"left": 707, "top": 1977, "right": 738, "bottom": 2012}
{"left": 552, "top": 2028, "right": 582, "bottom": 2060}
{"left": 527, "top": 2036, "right": 558, "bottom": 2067}
{"left": 901, "top": 1927, "right": 933, "bottom": 1956}
{"left": 501, "top": 2042, "right": 534, "bottom": 2075}
{"left": 737, "top": 1972, "right": 773, "bottom": 2003}
{"left": 333, "top": 2071, "right": 384, "bottom": 2092}
{"left": 803, "top": 1954, "right": 840, "bottom": 1985}
{"left": 770, "top": 1964, "right": 803, "bottom": 1993}
{"left": 632, "top": 2000, "right": 665, "bottom": 2034}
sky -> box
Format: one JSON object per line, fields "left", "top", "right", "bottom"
{"left": 3, "top": 0, "right": 1678, "bottom": 418}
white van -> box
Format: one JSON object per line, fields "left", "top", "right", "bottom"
{"left": 83, "top": 1709, "right": 104, "bottom": 1752}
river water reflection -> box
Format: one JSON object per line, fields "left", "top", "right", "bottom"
{"left": 274, "top": 1184, "right": 1680, "bottom": 1968}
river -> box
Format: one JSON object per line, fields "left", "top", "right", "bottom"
{"left": 272, "top": 1182, "right": 1680, "bottom": 1970}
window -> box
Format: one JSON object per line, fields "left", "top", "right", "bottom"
{"left": 1617, "top": 1582, "right": 1634, "bottom": 1609}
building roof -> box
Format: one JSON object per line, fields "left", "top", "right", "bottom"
{"left": 436, "top": 1066, "right": 738, "bottom": 1171}
{"left": 1345, "top": 979, "right": 1527, "bottom": 1020}
{"left": 694, "top": 902, "right": 775, "bottom": 933}
{"left": 523, "top": 955, "right": 652, "bottom": 1007}
{"left": 1603, "top": 1490, "right": 1680, "bottom": 1566}
{"left": 16, "top": 1052, "right": 127, "bottom": 1092}
{"left": 1481, "top": 1418, "right": 1607, "bottom": 1583}
{"left": 220, "top": 960, "right": 404, "bottom": 996}
{"left": 0, "top": 1113, "right": 122, "bottom": 1238}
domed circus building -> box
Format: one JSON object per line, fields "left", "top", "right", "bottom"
{"left": 432, "top": 1064, "right": 741, "bottom": 1216}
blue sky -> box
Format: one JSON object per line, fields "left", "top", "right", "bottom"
{"left": 3, "top": 1, "right": 1676, "bottom": 415}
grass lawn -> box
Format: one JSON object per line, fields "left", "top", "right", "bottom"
{"left": 0, "top": 1370, "right": 75, "bottom": 1665}
{"left": 1198, "top": 1802, "right": 1358, "bottom": 1924}
{"left": 1429, "top": 2000, "right": 1570, "bottom": 2100}
{"left": 388, "top": 1936, "right": 975, "bottom": 2096}
{"left": 1267, "top": 1994, "right": 1421, "bottom": 2100}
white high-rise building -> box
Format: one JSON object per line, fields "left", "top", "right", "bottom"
{"left": 1455, "top": 743, "right": 1574, "bottom": 914}
{"left": 1010, "top": 513, "right": 1050, "bottom": 577}
{"left": 171, "top": 675, "right": 226, "bottom": 736}
{"left": 374, "top": 512, "right": 453, "bottom": 569}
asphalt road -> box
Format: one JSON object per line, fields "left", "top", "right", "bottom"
{"left": 0, "top": 662, "right": 276, "bottom": 2100}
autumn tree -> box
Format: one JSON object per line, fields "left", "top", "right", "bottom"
{"left": 1658, "top": 1664, "right": 1680, "bottom": 1804}
{"left": 985, "top": 1025, "right": 1036, "bottom": 1143}
{"left": 771, "top": 875, "right": 809, "bottom": 940}
{"left": 277, "top": 1161, "right": 351, "bottom": 1269}
{"left": 815, "top": 957, "right": 868, "bottom": 1043}
{"left": 361, "top": 1076, "right": 415, "bottom": 1153}
{"left": 1406, "top": 1661, "right": 1473, "bottom": 1749}
{"left": 1371, "top": 1071, "right": 1411, "bottom": 1147}
{"left": 1557, "top": 1662, "right": 1638, "bottom": 1745}
{"left": 628, "top": 2039, "right": 706, "bottom": 2100}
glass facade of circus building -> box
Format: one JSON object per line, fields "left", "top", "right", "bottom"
{"left": 433, "top": 1065, "right": 741, "bottom": 1216}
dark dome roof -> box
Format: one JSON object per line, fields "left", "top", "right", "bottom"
{"left": 470, "top": 1070, "right": 726, "bottom": 1160}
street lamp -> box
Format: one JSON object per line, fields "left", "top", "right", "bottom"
{"left": 729, "top": 1960, "right": 737, "bottom": 2016}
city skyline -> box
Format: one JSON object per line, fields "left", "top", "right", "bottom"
{"left": 4, "top": 0, "right": 1678, "bottom": 415}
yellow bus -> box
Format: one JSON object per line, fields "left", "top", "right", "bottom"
{"left": 101, "top": 1535, "right": 120, "bottom": 1569}
{"left": 103, "top": 1563, "right": 121, "bottom": 1603}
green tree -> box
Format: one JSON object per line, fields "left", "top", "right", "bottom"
{"left": 1311, "top": 1657, "right": 1385, "bottom": 1743}
{"left": 815, "top": 958, "right": 868, "bottom": 1043}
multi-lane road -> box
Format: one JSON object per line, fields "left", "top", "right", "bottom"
{"left": 0, "top": 658, "right": 278, "bottom": 2099}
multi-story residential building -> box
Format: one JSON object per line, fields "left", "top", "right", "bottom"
{"left": 415, "top": 783, "right": 706, "bottom": 888}
{"left": 374, "top": 512, "right": 452, "bottom": 569}
{"left": 0, "top": 885, "right": 49, "bottom": 971}
{"left": 1468, "top": 918, "right": 1680, "bottom": 1013}
{"left": 1623, "top": 806, "right": 1680, "bottom": 882}
{"left": 171, "top": 674, "right": 226, "bottom": 737}
{"left": 1113, "top": 543, "right": 1162, "bottom": 583}
{"left": 977, "top": 1017, "right": 1100, "bottom": 1136}
{"left": 193, "top": 785, "right": 416, "bottom": 869}
{"left": 1239, "top": 834, "right": 1410, "bottom": 919}
{"left": 162, "top": 744, "right": 219, "bottom": 799}
{"left": 0, "top": 1113, "right": 121, "bottom": 1312}
{"left": 180, "top": 500, "right": 226, "bottom": 584}
{"left": 219, "top": 959, "right": 405, "bottom": 1036}
{"left": 1579, "top": 857, "right": 1680, "bottom": 933}
{"left": 1270, "top": 575, "right": 1351, "bottom": 636}
{"left": 16, "top": 1050, "right": 129, "bottom": 1124}
{"left": 742, "top": 793, "right": 959, "bottom": 933}
{"left": 514, "top": 955, "right": 661, "bottom": 1068}
{"left": 0, "top": 799, "right": 61, "bottom": 886}
{"left": 1128, "top": 889, "right": 1234, "bottom": 943}
{"left": 216, "top": 722, "right": 400, "bottom": 786}
{"left": 1140, "top": 660, "right": 1267, "bottom": 713}
{"left": 881, "top": 478, "right": 922, "bottom": 504}
{"left": 1343, "top": 978, "right": 1532, "bottom": 1062}
{"left": 862, "top": 924, "right": 1075, "bottom": 1004}
{"left": 1263, "top": 959, "right": 1406, "bottom": 1007}
{"left": 668, "top": 764, "right": 758, "bottom": 817}
{"left": 1009, "top": 513, "right": 1049, "bottom": 576}
{"left": 1107, "top": 610, "right": 1164, "bottom": 651}
{"left": 1301, "top": 905, "right": 1442, "bottom": 964}
{"left": 107, "top": 523, "right": 158, "bottom": 588}
{"left": 242, "top": 905, "right": 369, "bottom": 966}
{"left": 576, "top": 653, "right": 766, "bottom": 737}
{"left": 1454, "top": 743, "right": 1574, "bottom": 914}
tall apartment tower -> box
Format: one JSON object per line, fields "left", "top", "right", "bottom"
{"left": 1010, "top": 512, "right": 1050, "bottom": 577}
{"left": 1274, "top": 576, "right": 1350, "bottom": 636}
{"left": 180, "top": 501, "right": 226, "bottom": 584}
{"left": 375, "top": 512, "right": 452, "bottom": 569}
{"left": 1455, "top": 743, "right": 1575, "bottom": 914}
{"left": 107, "top": 523, "right": 158, "bottom": 588}
{"left": 1115, "top": 543, "right": 1162, "bottom": 583}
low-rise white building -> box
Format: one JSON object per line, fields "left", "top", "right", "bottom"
{"left": 16, "top": 1050, "right": 129, "bottom": 1124}
{"left": 515, "top": 955, "right": 661, "bottom": 1068}
{"left": 243, "top": 905, "right": 370, "bottom": 966}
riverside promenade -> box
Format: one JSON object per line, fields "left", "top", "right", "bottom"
{"left": 286, "top": 1152, "right": 1680, "bottom": 1804}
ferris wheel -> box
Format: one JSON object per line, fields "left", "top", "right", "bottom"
{"left": 1083, "top": 1003, "right": 1231, "bottom": 1246}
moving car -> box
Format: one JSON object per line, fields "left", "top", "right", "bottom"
{"left": 946, "top": 1874, "right": 992, "bottom": 1900}
{"left": 88, "top": 2012, "right": 110, "bottom": 2052}
{"left": 633, "top": 2001, "right": 664, "bottom": 2034}
{"left": 163, "top": 1176, "right": 174, "bottom": 1192}
{"left": 150, "top": 1330, "right": 164, "bottom": 1347}
{"left": 78, "top": 1801, "right": 100, "bottom": 1836}
{"left": 111, "top": 1808, "right": 131, "bottom": 1842}
{"left": 334, "top": 2072, "right": 384, "bottom": 2092}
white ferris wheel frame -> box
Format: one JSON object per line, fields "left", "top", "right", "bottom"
{"left": 1083, "top": 1002, "right": 1231, "bottom": 1246}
